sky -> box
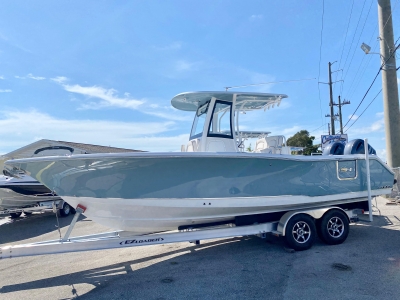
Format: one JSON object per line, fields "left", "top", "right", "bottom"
{"left": 0, "top": 0, "right": 399, "bottom": 160}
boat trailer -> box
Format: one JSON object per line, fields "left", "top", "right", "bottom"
{"left": 0, "top": 205, "right": 362, "bottom": 259}
{"left": 0, "top": 199, "right": 71, "bottom": 218}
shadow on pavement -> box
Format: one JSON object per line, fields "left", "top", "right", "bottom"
{"left": 0, "top": 236, "right": 290, "bottom": 300}
{"left": 0, "top": 212, "right": 86, "bottom": 244}
{"left": 2, "top": 215, "right": 400, "bottom": 299}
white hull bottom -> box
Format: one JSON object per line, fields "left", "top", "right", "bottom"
{"left": 63, "top": 189, "right": 390, "bottom": 234}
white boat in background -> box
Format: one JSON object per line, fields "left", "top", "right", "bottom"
{"left": 0, "top": 173, "right": 61, "bottom": 211}
{"left": 3, "top": 91, "right": 395, "bottom": 234}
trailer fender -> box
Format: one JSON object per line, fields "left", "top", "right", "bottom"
{"left": 276, "top": 207, "right": 349, "bottom": 236}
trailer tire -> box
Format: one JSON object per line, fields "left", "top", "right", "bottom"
{"left": 59, "top": 202, "right": 71, "bottom": 217}
{"left": 318, "top": 210, "right": 349, "bottom": 245}
{"left": 285, "top": 214, "right": 316, "bottom": 251}
{"left": 10, "top": 212, "right": 22, "bottom": 218}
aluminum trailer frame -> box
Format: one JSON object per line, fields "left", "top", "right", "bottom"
{"left": 0, "top": 206, "right": 361, "bottom": 259}
{"left": 0, "top": 199, "right": 63, "bottom": 215}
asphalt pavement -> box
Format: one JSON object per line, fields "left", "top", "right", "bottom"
{"left": 1, "top": 197, "right": 400, "bottom": 300}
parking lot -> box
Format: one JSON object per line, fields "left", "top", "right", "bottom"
{"left": 1, "top": 197, "right": 400, "bottom": 300}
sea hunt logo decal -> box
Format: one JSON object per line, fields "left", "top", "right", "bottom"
{"left": 120, "top": 237, "right": 164, "bottom": 245}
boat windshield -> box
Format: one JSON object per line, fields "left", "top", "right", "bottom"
{"left": 190, "top": 101, "right": 209, "bottom": 139}
{"left": 208, "top": 100, "right": 233, "bottom": 139}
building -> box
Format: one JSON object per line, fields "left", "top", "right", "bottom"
{"left": 0, "top": 139, "right": 143, "bottom": 170}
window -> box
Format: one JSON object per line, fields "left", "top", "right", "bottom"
{"left": 337, "top": 160, "right": 357, "bottom": 180}
{"left": 208, "top": 101, "right": 233, "bottom": 139}
{"left": 190, "top": 101, "right": 209, "bottom": 139}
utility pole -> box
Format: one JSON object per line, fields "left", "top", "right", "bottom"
{"left": 328, "top": 62, "right": 335, "bottom": 135}
{"left": 333, "top": 96, "right": 351, "bottom": 134}
{"left": 378, "top": 0, "right": 400, "bottom": 168}
{"left": 338, "top": 96, "right": 343, "bottom": 134}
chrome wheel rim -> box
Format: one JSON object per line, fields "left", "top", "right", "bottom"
{"left": 327, "top": 217, "right": 344, "bottom": 238}
{"left": 292, "top": 221, "right": 311, "bottom": 244}
{"left": 63, "top": 204, "right": 70, "bottom": 214}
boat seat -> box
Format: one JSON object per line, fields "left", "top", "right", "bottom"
{"left": 255, "top": 136, "right": 283, "bottom": 153}
{"left": 255, "top": 138, "right": 268, "bottom": 152}
{"left": 186, "top": 139, "right": 200, "bottom": 152}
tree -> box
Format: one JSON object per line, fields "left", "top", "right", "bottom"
{"left": 286, "top": 130, "right": 321, "bottom": 155}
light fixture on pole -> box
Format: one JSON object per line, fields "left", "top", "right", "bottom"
{"left": 361, "top": 43, "right": 371, "bottom": 54}
{"left": 360, "top": 42, "right": 385, "bottom": 64}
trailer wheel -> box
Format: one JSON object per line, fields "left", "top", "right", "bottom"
{"left": 59, "top": 202, "right": 71, "bottom": 217}
{"left": 10, "top": 212, "right": 22, "bottom": 218}
{"left": 285, "top": 214, "right": 316, "bottom": 251}
{"left": 318, "top": 210, "right": 349, "bottom": 245}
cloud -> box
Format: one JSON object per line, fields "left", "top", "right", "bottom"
{"left": 376, "top": 111, "right": 384, "bottom": 117}
{"left": 175, "top": 60, "right": 201, "bottom": 72}
{"left": 63, "top": 84, "right": 144, "bottom": 110}
{"left": 370, "top": 118, "right": 384, "bottom": 131}
{"left": 27, "top": 73, "right": 45, "bottom": 80}
{"left": 0, "top": 76, "right": 4, "bottom": 80}
{"left": 249, "top": 15, "right": 263, "bottom": 21}
{"left": 15, "top": 74, "right": 46, "bottom": 80}
{"left": 51, "top": 76, "right": 68, "bottom": 84}
{"left": 282, "top": 125, "right": 302, "bottom": 136}
{"left": 51, "top": 77, "right": 191, "bottom": 121}
{"left": 348, "top": 114, "right": 358, "bottom": 120}
{"left": 223, "top": 68, "right": 277, "bottom": 93}
{"left": 376, "top": 148, "right": 387, "bottom": 161}
{"left": 154, "top": 42, "right": 182, "bottom": 51}
{"left": 144, "top": 109, "right": 192, "bottom": 122}
{"left": 0, "top": 89, "right": 11, "bottom": 93}
{"left": 0, "top": 110, "right": 185, "bottom": 153}
{"left": 347, "top": 117, "right": 384, "bottom": 135}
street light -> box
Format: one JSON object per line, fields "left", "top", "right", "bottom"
{"left": 360, "top": 42, "right": 385, "bottom": 64}
{"left": 361, "top": 43, "right": 371, "bottom": 54}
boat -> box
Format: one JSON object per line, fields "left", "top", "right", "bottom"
{"left": 3, "top": 91, "right": 394, "bottom": 234}
{"left": 0, "top": 172, "right": 62, "bottom": 211}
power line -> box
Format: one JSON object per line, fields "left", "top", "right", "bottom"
{"left": 309, "top": 124, "right": 326, "bottom": 134}
{"left": 343, "top": 67, "right": 382, "bottom": 129}
{"left": 346, "top": 54, "right": 374, "bottom": 100}
{"left": 224, "top": 78, "right": 316, "bottom": 90}
{"left": 381, "top": 0, "right": 400, "bottom": 31}
{"left": 342, "top": 0, "right": 374, "bottom": 84}
{"left": 333, "top": 0, "right": 355, "bottom": 91}
{"left": 340, "top": 0, "right": 367, "bottom": 81}
{"left": 338, "top": 0, "right": 400, "bottom": 100}
{"left": 342, "top": 0, "right": 400, "bottom": 101}
{"left": 343, "top": 37, "right": 400, "bottom": 130}
{"left": 364, "top": 0, "right": 399, "bottom": 53}
{"left": 344, "top": 89, "right": 382, "bottom": 132}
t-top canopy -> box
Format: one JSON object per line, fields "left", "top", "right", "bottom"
{"left": 171, "top": 91, "right": 288, "bottom": 112}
